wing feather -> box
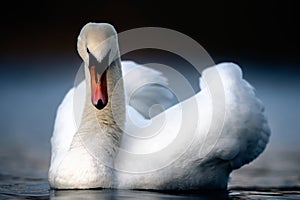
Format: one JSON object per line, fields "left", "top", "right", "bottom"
{"left": 200, "top": 63, "right": 270, "bottom": 170}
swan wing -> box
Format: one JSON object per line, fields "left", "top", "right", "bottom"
{"left": 49, "top": 79, "right": 86, "bottom": 173}
{"left": 49, "top": 87, "right": 77, "bottom": 178}
{"left": 200, "top": 63, "right": 271, "bottom": 170}
{"left": 121, "top": 61, "right": 178, "bottom": 119}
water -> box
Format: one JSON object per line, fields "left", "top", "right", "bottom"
{"left": 0, "top": 57, "right": 299, "bottom": 199}
{"left": 0, "top": 176, "right": 299, "bottom": 200}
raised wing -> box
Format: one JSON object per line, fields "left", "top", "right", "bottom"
{"left": 121, "top": 61, "right": 178, "bottom": 119}
{"left": 200, "top": 63, "right": 271, "bottom": 170}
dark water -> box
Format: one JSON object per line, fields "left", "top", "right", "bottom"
{"left": 0, "top": 175, "right": 300, "bottom": 199}
{"left": 0, "top": 57, "right": 299, "bottom": 199}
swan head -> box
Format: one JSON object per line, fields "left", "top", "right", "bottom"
{"left": 77, "top": 23, "right": 119, "bottom": 110}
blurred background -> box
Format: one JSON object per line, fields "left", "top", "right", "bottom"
{"left": 0, "top": 0, "right": 299, "bottom": 190}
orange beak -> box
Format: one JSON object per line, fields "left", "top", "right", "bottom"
{"left": 89, "top": 66, "right": 108, "bottom": 109}
{"left": 88, "top": 52, "right": 109, "bottom": 110}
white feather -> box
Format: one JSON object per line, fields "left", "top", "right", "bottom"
{"left": 49, "top": 23, "right": 270, "bottom": 189}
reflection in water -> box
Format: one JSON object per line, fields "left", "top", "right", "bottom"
{"left": 1, "top": 177, "right": 299, "bottom": 200}
{"left": 230, "top": 188, "right": 300, "bottom": 200}
{"left": 50, "top": 189, "right": 229, "bottom": 200}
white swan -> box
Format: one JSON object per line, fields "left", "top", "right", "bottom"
{"left": 48, "top": 23, "right": 270, "bottom": 190}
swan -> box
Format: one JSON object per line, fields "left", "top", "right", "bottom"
{"left": 48, "top": 23, "right": 270, "bottom": 190}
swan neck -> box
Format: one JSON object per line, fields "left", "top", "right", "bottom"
{"left": 79, "top": 58, "right": 125, "bottom": 155}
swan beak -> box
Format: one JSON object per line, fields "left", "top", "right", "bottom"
{"left": 88, "top": 53, "right": 108, "bottom": 110}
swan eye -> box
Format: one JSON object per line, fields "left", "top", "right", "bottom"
{"left": 87, "top": 48, "right": 90, "bottom": 54}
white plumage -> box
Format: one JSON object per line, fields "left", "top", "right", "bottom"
{"left": 48, "top": 23, "right": 270, "bottom": 190}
